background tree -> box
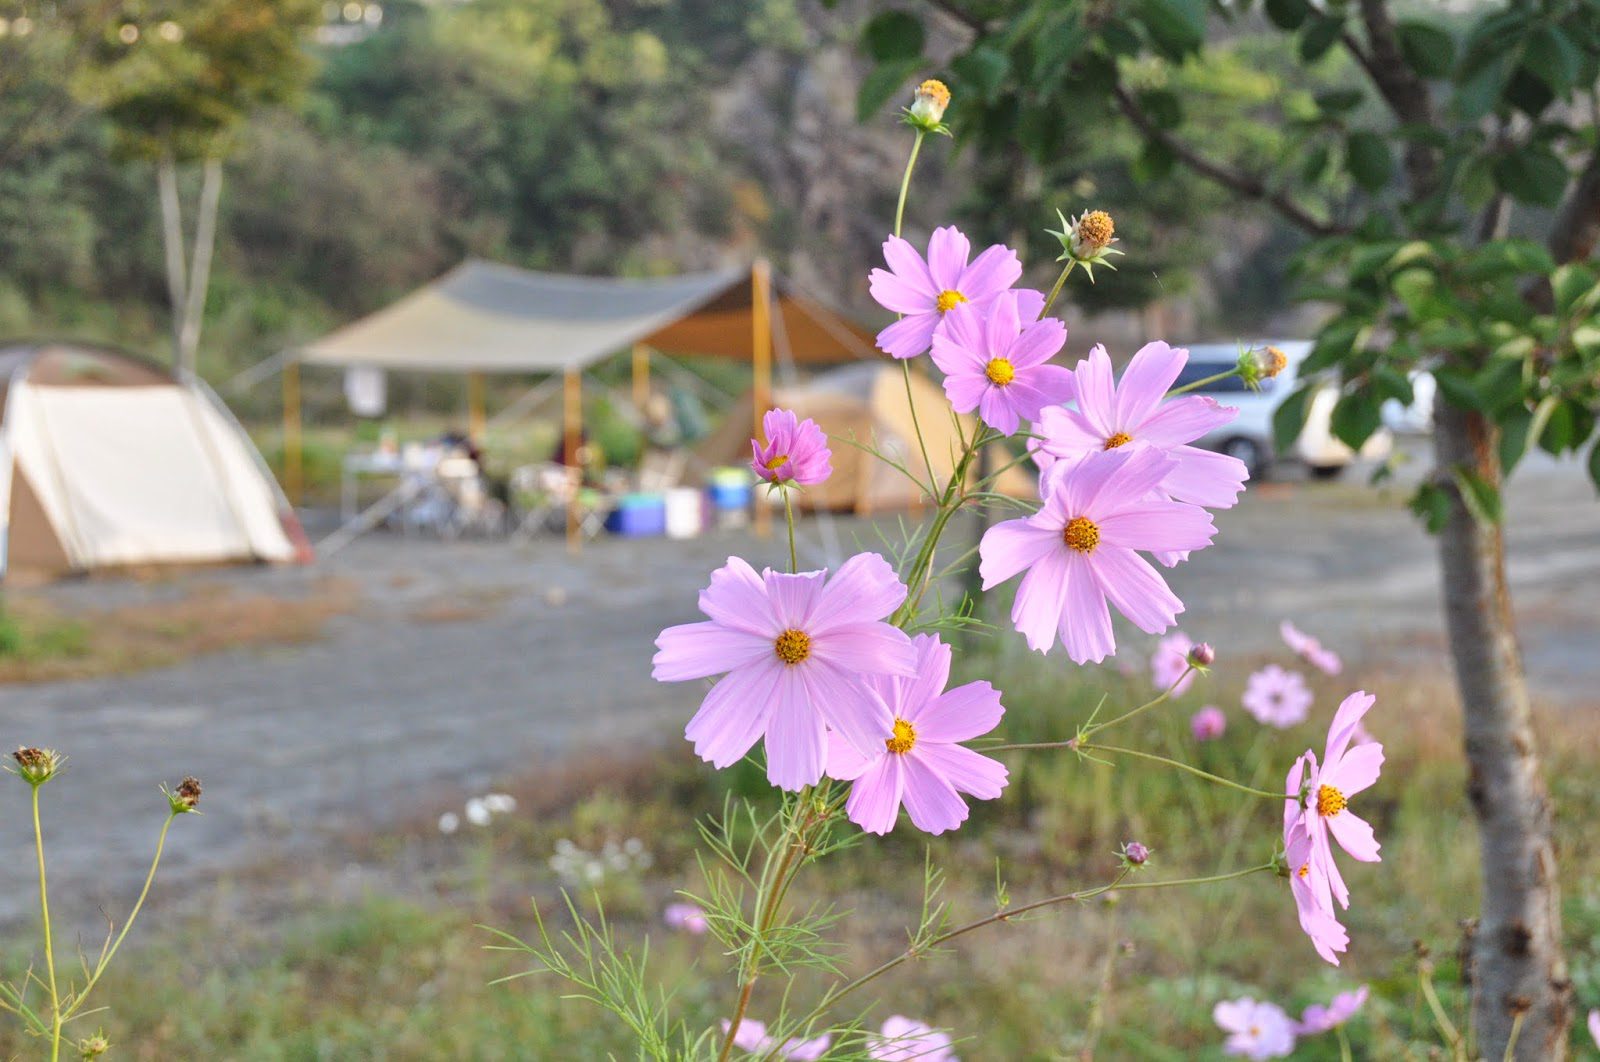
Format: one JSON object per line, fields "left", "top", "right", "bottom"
{"left": 858, "top": 1, "right": 1600, "bottom": 1056}
{"left": 74, "top": 0, "right": 321, "bottom": 376}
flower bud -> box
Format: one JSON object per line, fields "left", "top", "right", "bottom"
{"left": 78, "top": 1032, "right": 110, "bottom": 1059}
{"left": 9, "top": 746, "right": 64, "bottom": 786}
{"left": 1120, "top": 840, "right": 1150, "bottom": 868}
{"left": 1188, "top": 642, "right": 1215, "bottom": 668}
{"left": 1048, "top": 208, "right": 1124, "bottom": 281}
{"left": 903, "top": 79, "right": 952, "bottom": 134}
{"left": 1238, "top": 345, "right": 1288, "bottom": 389}
{"left": 165, "top": 776, "right": 202, "bottom": 814}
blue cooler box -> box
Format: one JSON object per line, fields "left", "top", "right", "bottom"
{"left": 605, "top": 493, "right": 667, "bottom": 536}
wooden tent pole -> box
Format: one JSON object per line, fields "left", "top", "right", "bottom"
{"left": 467, "top": 371, "right": 487, "bottom": 442}
{"left": 752, "top": 258, "right": 773, "bottom": 538}
{"left": 282, "top": 359, "right": 303, "bottom": 506}
{"left": 631, "top": 344, "right": 650, "bottom": 410}
{"left": 564, "top": 367, "right": 582, "bottom": 553}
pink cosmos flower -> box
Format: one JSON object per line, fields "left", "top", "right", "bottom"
{"left": 1191, "top": 705, "right": 1227, "bottom": 741}
{"left": 869, "top": 1015, "right": 959, "bottom": 1061}
{"left": 751, "top": 408, "right": 832, "bottom": 486}
{"left": 1284, "top": 754, "right": 1349, "bottom": 966}
{"left": 1589, "top": 1009, "right": 1599, "bottom": 1049}
{"left": 1151, "top": 630, "right": 1197, "bottom": 695}
{"left": 868, "top": 226, "right": 1023, "bottom": 359}
{"left": 717, "top": 1020, "right": 830, "bottom": 1059}
{"left": 654, "top": 553, "right": 917, "bottom": 790}
{"left": 1297, "top": 691, "right": 1385, "bottom": 908}
{"left": 663, "top": 901, "right": 709, "bottom": 934}
{"left": 1296, "top": 985, "right": 1369, "bottom": 1034}
{"left": 978, "top": 448, "right": 1216, "bottom": 663}
{"left": 825, "top": 634, "right": 1007, "bottom": 835}
{"left": 928, "top": 292, "right": 1075, "bottom": 436}
{"left": 1214, "top": 997, "right": 1297, "bottom": 1059}
{"left": 1033, "top": 342, "right": 1249, "bottom": 513}
{"left": 1242, "top": 665, "right": 1313, "bottom": 728}
{"left": 777, "top": 1033, "right": 832, "bottom": 1061}
{"left": 1281, "top": 620, "right": 1343, "bottom": 675}
{"left": 721, "top": 1018, "right": 771, "bottom": 1054}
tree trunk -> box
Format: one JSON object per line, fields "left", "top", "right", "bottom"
{"left": 1430, "top": 395, "right": 1570, "bottom": 1060}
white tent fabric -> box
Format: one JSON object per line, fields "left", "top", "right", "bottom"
{"left": 299, "top": 260, "right": 748, "bottom": 373}
{"left": 7, "top": 383, "right": 294, "bottom": 568}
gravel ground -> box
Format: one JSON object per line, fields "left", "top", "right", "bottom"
{"left": 2, "top": 448, "right": 1596, "bottom": 933}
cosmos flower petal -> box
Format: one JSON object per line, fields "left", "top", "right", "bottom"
{"left": 1035, "top": 405, "right": 1103, "bottom": 455}
{"left": 807, "top": 552, "right": 911, "bottom": 635}
{"left": 1324, "top": 690, "right": 1377, "bottom": 765}
{"left": 653, "top": 621, "right": 774, "bottom": 681}
{"left": 1325, "top": 741, "right": 1385, "bottom": 797}
{"left": 1114, "top": 341, "right": 1187, "bottom": 428}
{"left": 845, "top": 755, "right": 904, "bottom": 834}
{"left": 899, "top": 754, "right": 970, "bottom": 834}
{"left": 1006, "top": 316, "right": 1068, "bottom": 368}
{"left": 1162, "top": 446, "right": 1250, "bottom": 509}
{"left": 762, "top": 569, "right": 825, "bottom": 629}
{"left": 937, "top": 300, "right": 989, "bottom": 356}
{"left": 880, "top": 235, "right": 936, "bottom": 294}
{"left": 803, "top": 660, "right": 896, "bottom": 757}
{"left": 897, "top": 633, "right": 953, "bottom": 718}
{"left": 999, "top": 367, "right": 1075, "bottom": 423}
{"left": 1097, "top": 500, "right": 1217, "bottom": 554}
{"left": 1011, "top": 548, "right": 1071, "bottom": 653}
{"left": 868, "top": 268, "right": 935, "bottom": 314}
{"left": 1137, "top": 394, "right": 1238, "bottom": 446}
{"left": 699, "top": 556, "right": 781, "bottom": 634}
{"left": 684, "top": 659, "right": 784, "bottom": 768}
{"left": 1085, "top": 447, "right": 1180, "bottom": 516}
{"left": 1071, "top": 344, "right": 1119, "bottom": 438}
{"left": 1326, "top": 809, "right": 1382, "bottom": 862}
{"left": 979, "top": 519, "right": 1061, "bottom": 589}
{"left": 825, "top": 728, "right": 876, "bottom": 782}
{"left": 926, "top": 225, "right": 972, "bottom": 290}
{"left": 810, "top": 623, "right": 918, "bottom": 677}
{"left": 764, "top": 669, "right": 830, "bottom": 790}
{"left": 914, "top": 742, "right": 1008, "bottom": 800}
{"left": 913, "top": 679, "right": 1004, "bottom": 743}
{"left": 940, "top": 371, "right": 989, "bottom": 416}
{"left": 1058, "top": 552, "right": 1117, "bottom": 663}
{"left": 976, "top": 386, "right": 1020, "bottom": 435}
{"left": 957, "top": 241, "right": 1022, "bottom": 298}
{"left": 876, "top": 312, "right": 940, "bottom": 360}
{"left": 1089, "top": 546, "right": 1183, "bottom": 634}
{"left": 982, "top": 289, "right": 1023, "bottom": 352}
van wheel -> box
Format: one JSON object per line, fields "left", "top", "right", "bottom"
{"left": 1309, "top": 464, "right": 1344, "bottom": 481}
{"left": 1221, "top": 437, "right": 1270, "bottom": 481}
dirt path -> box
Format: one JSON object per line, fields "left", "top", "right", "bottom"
{"left": 2, "top": 455, "right": 1595, "bottom": 932}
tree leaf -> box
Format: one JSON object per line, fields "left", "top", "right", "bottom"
{"left": 1497, "top": 404, "right": 1533, "bottom": 475}
{"left": 1396, "top": 20, "right": 1456, "bottom": 78}
{"left": 1314, "top": 88, "right": 1364, "bottom": 114}
{"left": 1138, "top": 0, "right": 1206, "bottom": 60}
{"left": 861, "top": 11, "right": 926, "bottom": 62}
{"left": 1330, "top": 388, "right": 1382, "bottom": 450}
{"left": 1451, "top": 466, "right": 1503, "bottom": 525}
{"left": 950, "top": 46, "right": 1010, "bottom": 103}
{"left": 855, "top": 59, "right": 924, "bottom": 123}
{"left": 1491, "top": 144, "right": 1569, "bottom": 206}
{"left": 1272, "top": 383, "right": 1314, "bottom": 453}
{"left": 1345, "top": 131, "right": 1394, "bottom": 192}
{"left": 1139, "top": 89, "right": 1183, "bottom": 130}
{"left": 1588, "top": 438, "right": 1600, "bottom": 495}
{"left": 1265, "top": 0, "right": 1311, "bottom": 31}
{"left": 1299, "top": 14, "right": 1344, "bottom": 62}
{"left": 1434, "top": 369, "right": 1485, "bottom": 412}
{"left": 1522, "top": 24, "right": 1581, "bottom": 94}
{"left": 1409, "top": 481, "right": 1450, "bottom": 534}
{"left": 1132, "top": 138, "right": 1177, "bottom": 181}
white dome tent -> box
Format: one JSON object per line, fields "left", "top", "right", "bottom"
{"left": 0, "top": 341, "right": 307, "bottom": 580}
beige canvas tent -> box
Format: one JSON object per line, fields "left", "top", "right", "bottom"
{"left": 0, "top": 341, "right": 306, "bottom": 580}
{"left": 697, "top": 363, "right": 1036, "bottom": 513}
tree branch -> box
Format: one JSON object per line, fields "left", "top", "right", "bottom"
{"left": 1345, "top": 0, "right": 1440, "bottom": 198}
{"left": 1548, "top": 147, "right": 1600, "bottom": 265}
{"left": 1110, "top": 82, "right": 1343, "bottom": 237}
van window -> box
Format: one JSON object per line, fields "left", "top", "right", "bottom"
{"left": 1172, "top": 361, "right": 1266, "bottom": 394}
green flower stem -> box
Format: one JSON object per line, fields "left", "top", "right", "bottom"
{"left": 892, "top": 428, "right": 990, "bottom": 626}
{"left": 782, "top": 489, "right": 798, "bottom": 573}
{"left": 1166, "top": 367, "right": 1242, "bottom": 397}
{"left": 1039, "top": 259, "right": 1077, "bottom": 319}
{"left": 718, "top": 790, "right": 822, "bottom": 1062}
{"left": 1337, "top": 1026, "right": 1353, "bottom": 1062}
{"left": 1078, "top": 667, "right": 1195, "bottom": 742}
{"left": 773, "top": 861, "right": 1275, "bottom": 1054}
{"left": 32, "top": 786, "right": 61, "bottom": 1062}
{"left": 1080, "top": 743, "right": 1288, "bottom": 800}
{"left": 893, "top": 130, "right": 925, "bottom": 242}
{"left": 63, "top": 812, "right": 178, "bottom": 1024}
{"left": 901, "top": 359, "right": 940, "bottom": 499}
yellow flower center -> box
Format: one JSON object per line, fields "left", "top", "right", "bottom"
{"left": 935, "top": 289, "right": 967, "bottom": 313}
{"left": 885, "top": 718, "right": 917, "bottom": 755}
{"left": 1316, "top": 784, "right": 1347, "bottom": 817}
{"left": 1075, "top": 210, "right": 1115, "bottom": 252}
{"left": 764, "top": 454, "right": 790, "bottom": 477}
{"left": 1103, "top": 431, "right": 1132, "bottom": 449}
{"left": 916, "top": 79, "right": 950, "bottom": 110}
{"left": 1063, "top": 516, "right": 1100, "bottom": 553}
{"left": 773, "top": 628, "right": 811, "bottom": 665}
{"left": 1297, "top": 862, "right": 1311, "bottom": 879}
{"left": 984, "top": 358, "right": 1015, "bottom": 386}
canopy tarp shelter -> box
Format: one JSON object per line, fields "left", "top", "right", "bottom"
{"left": 0, "top": 341, "right": 307, "bottom": 581}
{"left": 288, "top": 258, "right": 878, "bottom": 546}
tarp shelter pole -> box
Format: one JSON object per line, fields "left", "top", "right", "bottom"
{"left": 564, "top": 367, "right": 582, "bottom": 553}
{"left": 632, "top": 344, "right": 650, "bottom": 410}
{"left": 752, "top": 258, "right": 773, "bottom": 538}
{"left": 282, "top": 359, "right": 302, "bottom": 505}
{"left": 467, "top": 371, "right": 486, "bottom": 442}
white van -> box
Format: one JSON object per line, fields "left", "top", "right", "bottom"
{"left": 1175, "top": 342, "right": 1393, "bottom": 480}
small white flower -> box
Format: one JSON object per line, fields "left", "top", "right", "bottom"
{"left": 584, "top": 860, "right": 605, "bottom": 883}
{"left": 555, "top": 838, "right": 576, "bottom": 854}
{"left": 465, "top": 798, "right": 491, "bottom": 827}
{"left": 484, "top": 793, "right": 518, "bottom": 815}
{"left": 438, "top": 812, "right": 460, "bottom": 835}
{"left": 623, "top": 837, "right": 644, "bottom": 856}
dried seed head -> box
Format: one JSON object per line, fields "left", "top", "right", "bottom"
{"left": 166, "top": 776, "right": 203, "bottom": 814}
{"left": 9, "top": 746, "right": 63, "bottom": 786}
{"left": 1073, "top": 210, "right": 1116, "bottom": 254}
